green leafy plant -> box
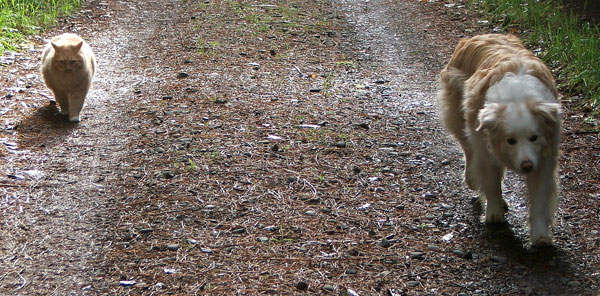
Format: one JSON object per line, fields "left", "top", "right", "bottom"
{"left": 0, "top": 0, "right": 81, "bottom": 53}
{"left": 469, "top": 0, "right": 600, "bottom": 108}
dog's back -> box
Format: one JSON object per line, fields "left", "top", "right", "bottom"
{"left": 444, "top": 34, "right": 529, "bottom": 77}
{"left": 438, "top": 34, "right": 555, "bottom": 146}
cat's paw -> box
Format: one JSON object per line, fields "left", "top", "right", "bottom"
{"left": 69, "top": 116, "right": 80, "bottom": 123}
{"left": 59, "top": 109, "right": 69, "bottom": 115}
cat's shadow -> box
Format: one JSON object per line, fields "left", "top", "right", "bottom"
{"left": 15, "top": 102, "right": 78, "bottom": 151}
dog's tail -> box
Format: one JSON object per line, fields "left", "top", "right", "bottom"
{"left": 438, "top": 66, "right": 470, "bottom": 143}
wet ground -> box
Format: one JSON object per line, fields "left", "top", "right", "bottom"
{"left": 0, "top": 0, "right": 598, "bottom": 295}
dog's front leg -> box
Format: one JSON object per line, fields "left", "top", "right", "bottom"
{"left": 526, "top": 165, "right": 558, "bottom": 246}
{"left": 481, "top": 163, "right": 506, "bottom": 223}
{"left": 471, "top": 146, "right": 506, "bottom": 223}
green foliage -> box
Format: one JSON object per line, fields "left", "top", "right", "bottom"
{"left": 0, "top": 0, "right": 81, "bottom": 53}
{"left": 469, "top": 0, "right": 600, "bottom": 107}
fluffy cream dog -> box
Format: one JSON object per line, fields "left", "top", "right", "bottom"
{"left": 438, "top": 34, "right": 561, "bottom": 246}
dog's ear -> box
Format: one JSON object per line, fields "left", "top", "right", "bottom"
{"left": 531, "top": 102, "right": 561, "bottom": 144}
{"left": 476, "top": 103, "right": 506, "bottom": 132}
{"left": 531, "top": 102, "right": 560, "bottom": 125}
{"left": 464, "top": 68, "right": 506, "bottom": 128}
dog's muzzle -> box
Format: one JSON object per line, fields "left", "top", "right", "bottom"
{"left": 521, "top": 160, "right": 533, "bottom": 173}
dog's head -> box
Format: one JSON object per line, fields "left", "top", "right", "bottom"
{"left": 476, "top": 73, "right": 560, "bottom": 174}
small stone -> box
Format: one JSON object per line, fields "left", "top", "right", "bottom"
{"left": 491, "top": 255, "right": 507, "bottom": 263}
{"left": 441, "top": 159, "right": 451, "bottom": 165}
{"left": 257, "top": 237, "right": 269, "bottom": 243}
{"left": 443, "top": 212, "right": 453, "bottom": 218}
{"left": 352, "top": 166, "right": 362, "bottom": 174}
{"left": 296, "top": 281, "right": 309, "bottom": 291}
{"left": 305, "top": 210, "right": 316, "bottom": 216}
{"left": 334, "top": 141, "right": 346, "bottom": 148}
{"left": 374, "top": 79, "right": 386, "bottom": 84}
{"left": 320, "top": 207, "right": 332, "bottom": 214}
{"left": 232, "top": 227, "right": 246, "bottom": 234}
{"left": 263, "top": 225, "right": 278, "bottom": 231}
{"left": 406, "top": 281, "right": 419, "bottom": 287}
{"left": 119, "top": 280, "right": 136, "bottom": 287}
{"left": 176, "top": 72, "right": 189, "bottom": 78}
{"left": 139, "top": 228, "right": 153, "bottom": 234}
{"left": 323, "top": 284, "right": 335, "bottom": 292}
{"left": 567, "top": 280, "right": 581, "bottom": 287}
{"left": 309, "top": 88, "right": 321, "bottom": 93}
{"left": 422, "top": 192, "right": 436, "bottom": 200}
{"left": 161, "top": 171, "right": 174, "bottom": 179}
{"left": 162, "top": 95, "right": 173, "bottom": 100}
{"left": 345, "top": 269, "right": 357, "bottom": 275}
{"left": 409, "top": 251, "right": 425, "bottom": 259}
{"left": 356, "top": 122, "right": 370, "bottom": 129}
{"left": 380, "top": 238, "right": 391, "bottom": 248}
{"left": 166, "top": 244, "right": 179, "bottom": 251}
{"left": 440, "top": 203, "right": 454, "bottom": 209}
{"left": 427, "top": 245, "right": 440, "bottom": 251}
{"left": 214, "top": 98, "right": 227, "bottom": 104}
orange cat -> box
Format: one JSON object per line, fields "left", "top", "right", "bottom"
{"left": 41, "top": 33, "right": 96, "bottom": 122}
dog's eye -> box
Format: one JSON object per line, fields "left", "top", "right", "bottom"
{"left": 529, "top": 135, "right": 538, "bottom": 142}
{"left": 507, "top": 138, "right": 517, "bottom": 145}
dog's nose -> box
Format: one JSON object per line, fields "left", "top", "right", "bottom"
{"left": 521, "top": 160, "right": 533, "bottom": 173}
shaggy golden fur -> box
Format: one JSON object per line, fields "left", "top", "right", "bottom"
{"left": 41, "top": 33, "right": 96, "bottom": 122}
{"left": 438, "top": 34, "right": 561, "bottom": 246}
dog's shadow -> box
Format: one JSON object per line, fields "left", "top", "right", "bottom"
{"left": 15, "top": 102, "right": 79, "bottom": 151}
{"left": 469, "top": 199, "right": 578, "bottom": 291}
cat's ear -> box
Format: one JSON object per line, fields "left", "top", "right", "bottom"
{"left": 74, "top": 41, "right": 83, "bottom": 52}
{"left": 51, "top": 42, "right": 59, "bottom": 51}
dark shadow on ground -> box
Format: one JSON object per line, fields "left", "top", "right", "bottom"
{"left": 15, "top": 102, "right": 79, "bottom": 151}
{"left": 469, "top": 199, "right": 582, "bottom": 293}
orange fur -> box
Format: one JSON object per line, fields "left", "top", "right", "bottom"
{"left": 41, "top": 33, "right": 96, "bottom": 122}
{"left": 438, "top": 34, "right": 561, "bottom": 246}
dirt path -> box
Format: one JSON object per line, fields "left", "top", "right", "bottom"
{"left": 0, "top": 0, "right": 196, "bottom": 293}
{"left": 0, "top": 0, "right": 598, "bottom": 295}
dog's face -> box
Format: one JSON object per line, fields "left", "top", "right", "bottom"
{"left": 478, "top": 103, "right": 551, "bottom": 173}
{"left": 476, "top": 74, "right": 560, "bottom": 174}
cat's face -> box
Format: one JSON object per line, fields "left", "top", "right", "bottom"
{"left": 51, "top": 41, "right": 84, "bottom": 73}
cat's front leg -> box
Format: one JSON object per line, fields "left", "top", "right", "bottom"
{"left": 54, "top": 91, "right": 69, "bottom": 115}
{"left": 67, "top": 92, "right": 86, "bottom": 122}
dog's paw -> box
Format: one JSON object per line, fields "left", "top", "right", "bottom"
{"left": 484, "top": 202, "right": 506, "bottom": 223}
{"left": 69, "top": 116, "right": 80, "bottom": 123}
{"left": 530, "top": 222, "right": 552, "bottom": 247}
{"left": 531, "top": 235, "right": 553, "bottom": 247}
